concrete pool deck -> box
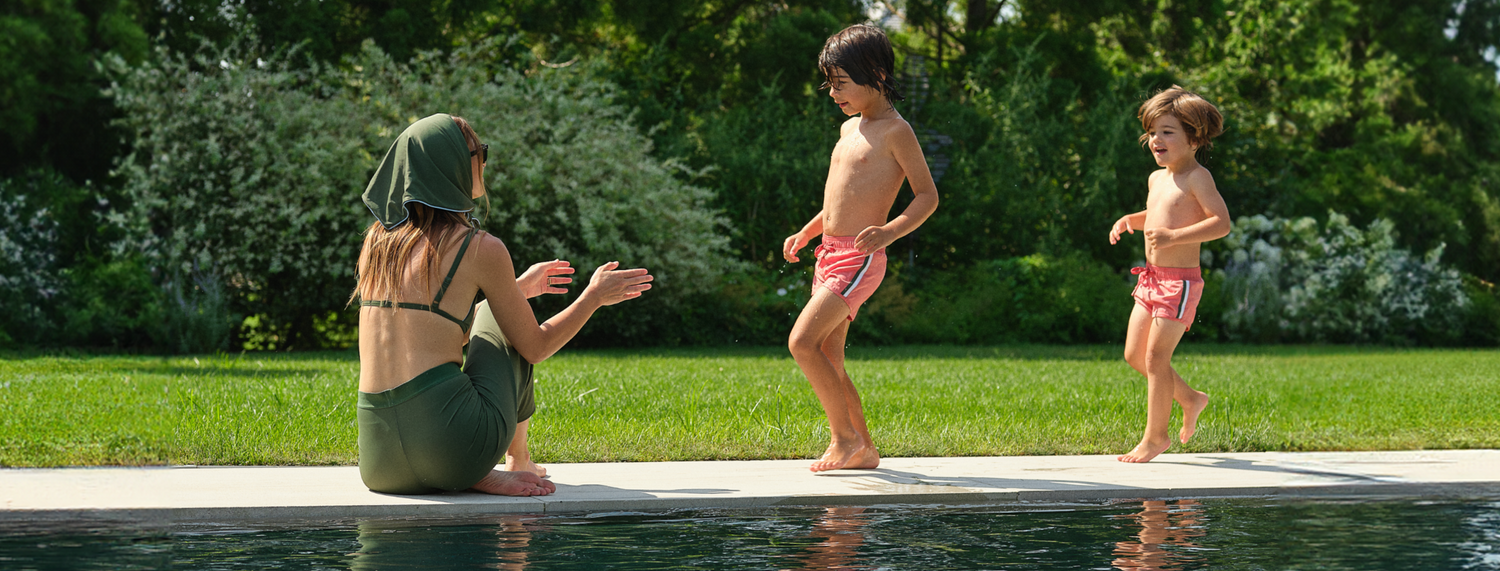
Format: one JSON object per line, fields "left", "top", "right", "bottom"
{"left": 4, "top": 450, "right": 1497, "bottom": 523}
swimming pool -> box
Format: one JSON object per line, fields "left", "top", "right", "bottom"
{"left": 3, "top": 497, "right": 1497, "bottom": 569}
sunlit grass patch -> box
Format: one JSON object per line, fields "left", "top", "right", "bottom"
{"left": 1, "top": 345, "right": 1497, "bottom": 466}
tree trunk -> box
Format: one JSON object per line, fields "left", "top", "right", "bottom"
{"left": 966, "top": 0, "right": 1002, "bottom": 34}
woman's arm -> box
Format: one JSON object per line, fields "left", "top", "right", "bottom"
{"left": 516, "top": 260, "right": 574, "bottom": 299}
{"left": 473, "top": 233, "right": 652, "bottom": 363}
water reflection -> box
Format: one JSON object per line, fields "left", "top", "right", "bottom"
{"left": 1111, "top": 499, "right": 1207, "bottom": 570}
{"left": 1460, "top": 500, "right": 1500, "bottom": 569}
{"left": 784, "top": 507, "right": 876, "bottom": 570}
{"left": 350, "top": 515, "right": 535, "bottom": 570}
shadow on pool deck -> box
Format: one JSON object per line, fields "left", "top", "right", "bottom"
{"left": 2, "top": 450, "right": 1496, "bottom": 523}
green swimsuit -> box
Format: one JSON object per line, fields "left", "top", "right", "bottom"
{"left": 357, "top": 229, "right": 536, "bottom": 494}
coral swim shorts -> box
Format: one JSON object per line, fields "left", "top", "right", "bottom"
{"left": 1131, "top": 264, "right": 1204, "bottom": 330}
{"left": 813, "top": 235, "right": 887, "bottom": 321}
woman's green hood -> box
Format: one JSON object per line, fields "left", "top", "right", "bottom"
{"left": 362, "top": 114, "right": 475, "bottom": 230}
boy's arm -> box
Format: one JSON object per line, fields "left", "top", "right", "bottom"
{"left": 1109, "top": 211, "right": 1148, "bottom": 245}
{"left": 783, "top": 211, "right": 824, "bottom": 263}
{"left": 1147, "top": 170, "right": 1231, "bottom": 249}
{"left": 853, "top": 124, "right": 939, "bottom": 254}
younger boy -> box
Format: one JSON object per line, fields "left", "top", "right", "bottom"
{"left": 783, "top": 24, "right": 939, "bottom": 472}
{"left": 1108, "top": 86, "right": 1230, "bottom": 463}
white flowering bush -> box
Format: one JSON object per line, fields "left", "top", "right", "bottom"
{"left": 0, "top": 170, "right": 175, "bottom": 349}
{"left": 1214, "top": 212, "right": 1468, "bottom": 344}
{"left": 0, "top": 175, "right": 64, "bottom": 345}
{"left": 104, "top": 36, "right": 740, "bottom": 348}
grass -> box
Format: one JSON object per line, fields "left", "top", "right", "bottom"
{"left": 2, "top": 345, "right": 1497, "bottom": 467}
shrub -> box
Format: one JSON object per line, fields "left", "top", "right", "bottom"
{"left": 852, "top": 252, "right": 1134, "bottom": 345}
{"left": 58, "top": 257, "right": 167, "bottom": 350}
{"left": 1461, "top": 276, "right": 1500, "bottom": 346}
{"left": 0, "top": 171, "right": 171, "bottom": 349}
{"left": 104, "top": 36, "right": 742, "bottom": 348}
{"left": 0, "top": 173, "right": 66, "bottom": 346}
{"left": 1209, "top": 212, "right": 1471, "bottom": 344}
{"left": 339, "top": 39, "right": 745, "bottom": 344}
{"left": 152, "top": 270, "right": 239, "bottom": 354}
{"left": 103, "top": 39, "right": 374, "bottom": 349}
{"left": 913, "top": 41, "right": 1145, "bottom": 271}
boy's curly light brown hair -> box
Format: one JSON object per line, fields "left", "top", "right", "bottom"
{"left": 1138, "top": 86, "right": 1224, "bottom": 150}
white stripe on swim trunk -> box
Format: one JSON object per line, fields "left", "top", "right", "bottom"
{"left": 841, "top": 255, "right": 874, "bottom": 296}
{"left": 1176, "top": 279, "right": 1191, "bottom": 320}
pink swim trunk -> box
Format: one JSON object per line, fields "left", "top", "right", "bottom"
{"left": 1131, "top": 264, "right": 1204, "bottom": 330}
{"left": 813, "top": 236, "right": 887, "bottom": 321}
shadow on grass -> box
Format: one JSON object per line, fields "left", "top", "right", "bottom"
{"left": 561, "top": 344, "right": 1449, "bottom": 363}
{"left": 0, "top": 348, "right": 358, "bottom": 362}
{"left": 117, "top": 364, "right": 344, "bottom": 379}
{"left": 0, "top": 350, "right": 357, "bottom": 378}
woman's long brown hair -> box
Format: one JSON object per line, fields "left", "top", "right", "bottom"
{"left": 350, "top": 116, "right": 484, "bottom": 306}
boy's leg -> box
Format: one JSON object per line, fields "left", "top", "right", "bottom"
{"left": 789, "top": 288, "right": 876, "bottom": 472}
{"left": 1122, "top": 304, "right": 1154, "bottom": 374}
{"left": 1173, "top": 362, "right": 1210, "bottom": 445}
{"left": 503, "top": 419, "right": 547, "bottom": 478}
{"left": 1123, "top": 306, "right": 1210, "bottom": 447}
{"left": 816, "top": 317, "right": 879, "bottom": 471}
{"left": 1120, "top": 316, "right": 1189, "bottom": 463}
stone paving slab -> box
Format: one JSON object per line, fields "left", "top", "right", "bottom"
{"left": 3, "top": 450, "right": 1496, "bottom": 523}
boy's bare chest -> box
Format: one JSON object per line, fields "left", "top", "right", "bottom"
{"left": 830, "top": 133, "right": 889, "bottom": 167}
{"left": 1146, "top": 183, "right": 1200, "bottom": 222}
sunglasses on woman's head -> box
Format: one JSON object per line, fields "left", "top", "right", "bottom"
{"left": 471, "top": 144, "right": 488, "bottom": 164}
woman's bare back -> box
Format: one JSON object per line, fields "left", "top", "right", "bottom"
{"left": 358, "top": 228, "right": 485, "bottom": 393}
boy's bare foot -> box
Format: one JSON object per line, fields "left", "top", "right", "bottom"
{"left": 1117, "top": 438, "right": 1171, "bottom": 463}
{"left": 1178, "top": 390, "right": 1210, "bottom": 444}
{"left": 469, "top": 469, "right": 556, "bottom": 496}
{"left": 810, "top": 442, "right": 880, "bottom": 472}
{"left": 505, "top": 456, "right": 548, "bottom": 478}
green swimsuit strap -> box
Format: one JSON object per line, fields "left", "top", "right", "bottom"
{"left": 360, "top": 227, "right": 481, "bottom": 333}
{"left": 429, "top": 227, "right": 481, "bottom": 331}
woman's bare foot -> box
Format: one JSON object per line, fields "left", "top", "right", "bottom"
{"left": 810, "top": 442, "right": 880, "bottom": 472}
{"left": 470, "top": 469, "right": 556, "bottom": 496}
{"left": 1117, "top": 438, "right": 1171, "bottom": 463}
{"left": 505, "top": 456, "right": 548, "bottom": 478}
{"left": 1178, "top": 390, "right": 1210, "bottom": 444}
{"left": 504, "top": 420, "right": 546, "bottom": 477}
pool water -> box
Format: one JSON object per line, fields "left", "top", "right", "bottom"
{"left": 3, "top": 497, "right": 1497, "bottom": 570}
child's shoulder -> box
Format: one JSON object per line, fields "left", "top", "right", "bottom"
{"left": 842, "top": 114, "right": 913, "bottom": 136}
{"left": 1184, "top": 163, "right": 1216, "bottom": 191}
{"left": 839, "top": 116, "right": 861, "bottom": 135}
{"left": 1152, "top": 164, "right": 1216, "bottom": 188}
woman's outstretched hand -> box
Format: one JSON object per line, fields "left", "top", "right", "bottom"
{"left": 582, "top": 261, "right": 653, "bottom": 306}
{"left": 517, "top": 260, "right": 574, "bottom": 299}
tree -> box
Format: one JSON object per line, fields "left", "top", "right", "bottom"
{"left": 0, "top": 0, "right": 147, "bottom": 182}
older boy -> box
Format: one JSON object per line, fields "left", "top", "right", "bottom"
{"left": 782, "top": 24, "right": 939, "bottom": 472}
{"left": 1108, "top": 86, "right": 1230, "bottom": 463}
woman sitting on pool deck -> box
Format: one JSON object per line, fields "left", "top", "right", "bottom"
{"left": 353, "top": 114, "right": 654, "bottom": 496}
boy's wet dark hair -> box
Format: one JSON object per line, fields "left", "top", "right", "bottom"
{"left": 819, "top": 24, "right": 904, "bottom": 102}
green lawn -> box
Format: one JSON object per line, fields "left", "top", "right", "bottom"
{"left": 2, "top": 345, "right": 1497, "bottom": 467}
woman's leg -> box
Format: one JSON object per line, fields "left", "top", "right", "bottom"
{"left": 465, "top": 300, "right": 553, "bottom": 495}
{"left": 504, "top": 419, "right": 547, "bottom": 477}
